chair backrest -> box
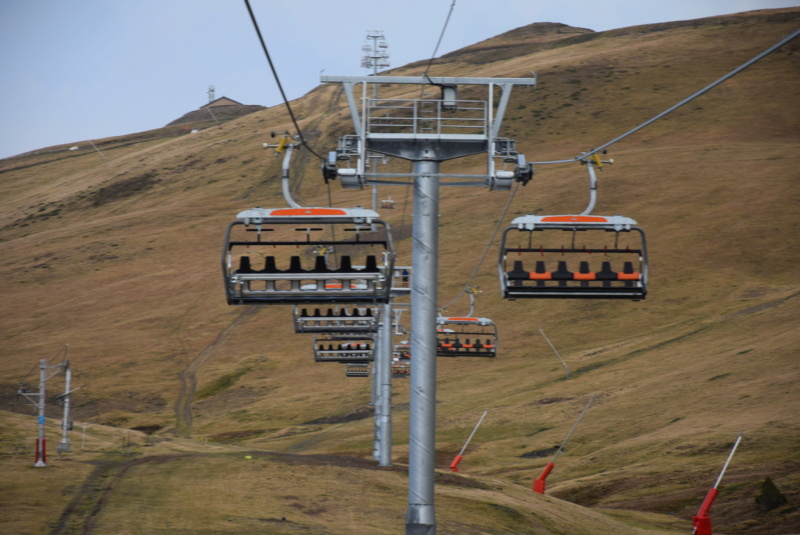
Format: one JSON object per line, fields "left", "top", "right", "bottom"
{"left": 364, "top": 255, "right": 379, "bottom": 272}
{"left": 238, "top": 256, "right": 253, "bottom": 273}
{"left": 288, "top": 256, "right": 304, "bottom": 273}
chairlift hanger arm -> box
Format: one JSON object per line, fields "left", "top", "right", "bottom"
{"left": 262, "top": 137, "right": 302, "bottom": 209}
{"left": 578, "top": 152, "right": 613, "bottom": 216}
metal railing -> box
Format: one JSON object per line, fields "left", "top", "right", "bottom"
{"left": 365, "top": 99, "right": 487, "bottom": 137}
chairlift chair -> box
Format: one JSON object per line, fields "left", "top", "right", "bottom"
{"left": 436, "top": 317, "right": 498, "bottom": 358}
{"left": 293, "top": 305, "right": 378, "bottom": 334}
{"left": 222, "top": 207, "right": 395, "bottom": 305}
{"left": 394, "top": 341, "right": 411, "bottom": 360}
{"left": 380, "top": 194, "right": 396, "bottom": 209}
{"left": 499, "top": 215, "right": 648, "bottom": 300}
{"left": 345, "top": 363, "right": 370, "bottom": 377}
{"left": 313, "top": 334, "right": 375, "bottom": 363}
{"left": 392, "top": 355, "right": 411, "bottom": 378}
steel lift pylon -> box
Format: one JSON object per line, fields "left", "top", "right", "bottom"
{"left": 321, "top": 74, "right": 536, "bottom": 535}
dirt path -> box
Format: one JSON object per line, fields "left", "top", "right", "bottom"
{"left": 173, "top": 305, "right": 259, "bottom": 436}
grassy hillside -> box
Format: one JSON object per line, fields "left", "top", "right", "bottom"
{"left": 1, "top": 8, "right": 799, "bottom": 534}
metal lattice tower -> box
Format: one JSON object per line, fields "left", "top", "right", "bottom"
{"left": 361, "top": 32, "right": 389, "bottom": 100}
{"left": 361, "top": 31, "right": 390, "bottom": 75}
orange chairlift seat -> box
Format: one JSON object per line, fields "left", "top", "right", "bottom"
{"left": 222, "top": 207, "right": 395, "bottom": 305}
{"left": 313, "top": 334, "right": 375, "bottom": 363}
{"left": 293, "top": 305, "right": 378, "bottom": 333}
{"left": 436, "top": 317, "right": 498, "bottom": 358}
{"left": 499, "top": 215, "right": 648, "bottom": 300}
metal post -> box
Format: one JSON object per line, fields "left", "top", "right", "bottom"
{"left": 58, "top": 363, "right": 72, "bottom": 453}
{"left": 373, "top": 326, "right": 382, "bottom": 461}
{"left": 379, "top": 300, "right": 393, "bottom": 466}
{"left": 35, "top": 359, "right": 47, "bottom": 467}
{"left": 406, "top": 160, "right": 439, "bottom": 535}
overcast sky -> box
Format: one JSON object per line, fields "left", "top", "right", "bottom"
{"left": 1, "top": 0, "right": 797, "bottom": 159}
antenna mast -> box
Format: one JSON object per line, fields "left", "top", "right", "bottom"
{"left": 361, "top": 31, "right": 389, "bottom": 99}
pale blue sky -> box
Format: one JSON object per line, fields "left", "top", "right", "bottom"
{"left": 1, "top": 0, "right": 797, "bottom": 159}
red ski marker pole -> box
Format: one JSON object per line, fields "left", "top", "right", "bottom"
{"left": 533, "top": 395, "right": 594, "bottom": 494}
{"left": 692, "top": 431, "right": 743, "bottom": 535}
{"left": 450, "top": 410, "right": 488, "bottom": 472}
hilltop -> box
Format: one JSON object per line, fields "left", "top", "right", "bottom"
{"left": 1, "top": 8, "right": 799, "bottom": 534}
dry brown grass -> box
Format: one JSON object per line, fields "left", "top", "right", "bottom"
{"left": 1, "top": 8, "right": 799, "bottom": 534}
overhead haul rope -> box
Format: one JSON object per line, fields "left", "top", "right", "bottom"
{"left": 394, "top": 1, "right": 458, "bottom": 239}
{"left": 419, "top": 0, "right": 457, "bottom": 98}
{"left": 244, "top": 0, "right": 340, "bottom": 242}
{"left": 419, "top": 0, "right": 525, "bottom": 313}
{"left": 439, "top": 182, "right": 520, "bottom": 312}
{"left": 423, "top": 0, "right": 457, "bottom": 78}
{"left": 17, "top": 345, "right": 69, "bottom": 385}
{"left": 244, "top": 0, "right": 325, "bottom": 162}
{"left": 531, "top": 28, "right": 800, "bottom": 165}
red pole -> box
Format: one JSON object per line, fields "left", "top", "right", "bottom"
{"left": 41, "top": 438, "right": 46, "bottom": 464}
{"left": 692, "top": 516, "right": 712, "bottom": 535}
{"left": 533, "top": 461, "right": 554, "bottom": 494}
{"left": 691, "top": 432, "right": 743, "bottom": 535}
{"left": 692, "top": 488, "right": 718, "bottom": 534}
{"left": 449, "top": 454, "right": 463, "bottom": 472}
{"left": 696, "top": 487, "right": 719, "bottom": 519}
{"left": 532, "top": 396, "right": 594, "bottom": 494}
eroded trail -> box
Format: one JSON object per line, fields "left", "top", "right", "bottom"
{"left": 173, "top": 306, "right": 259, "bottom": 436}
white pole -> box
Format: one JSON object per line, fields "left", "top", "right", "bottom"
{"left": 458, "top": 410, "right": 488, "bottom": 457}
{"left": 552, "top": 396, "right": 594, "bottom": 463}
{"left": 34, "top": 359, "right": 47, "bottom": 467}
{"left": 714, "top": 432, "right": 744, "bottom": 489}
{"left": 88, "top": 140, "right": 106, "bottom": 160}
{"left": 539, "top": 327, "right": 569, "bottom": 379}
{"left": 58, "top": 363, "right": 72, "bottom": 453}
